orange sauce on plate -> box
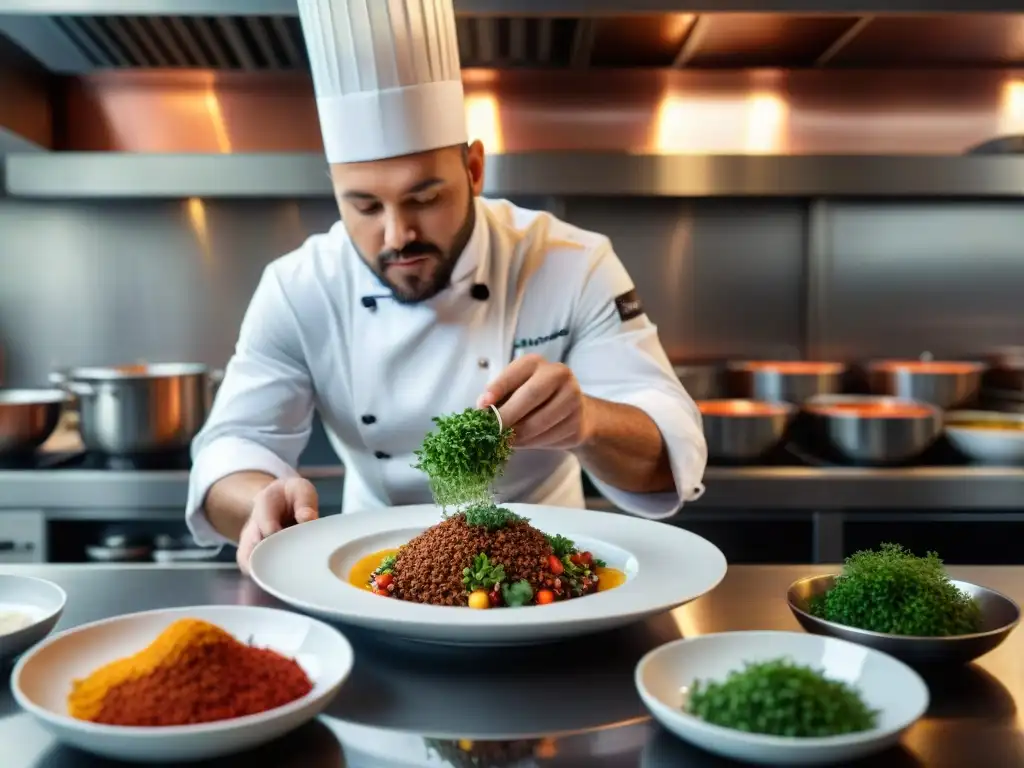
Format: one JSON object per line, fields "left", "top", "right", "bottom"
{"left": 349, "top": 548, "right": 400, "bottom": 591}
{"left": 348, "top": 548, "right": 627, "bottom": 595}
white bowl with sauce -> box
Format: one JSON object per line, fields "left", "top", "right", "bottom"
{"left": 636, "top": 631, "right": 929, "bottom": 766}
{"left": 945, "top": 410, "right": 1024, "bottom": 465}
{"left": 0, "top": 574, "right": 66, "bottom": 662}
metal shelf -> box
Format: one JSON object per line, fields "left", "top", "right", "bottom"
{"left": 2, "top": 466, "right": 1023, "bottom": 512}
{"left": 6, "top": 152, "right": 1024, "bottom": 199}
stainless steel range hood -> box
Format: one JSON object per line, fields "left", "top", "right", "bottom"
{"left": 1, "top": 1, "right": 1023, "bottom": 199}
{"left": 2, "top": 4, "right": 1023, "bottom": 73}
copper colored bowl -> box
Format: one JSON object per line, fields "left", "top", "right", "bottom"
{"left": 802, "top": 395, "right": 942, "bottom": 465}
{"left": 867, "top": 360, "right": 986, "bottom": 410}
{"left": 727, "top": 361, "right": 846, "bottom": 404}
{"left": 697, "top": 399, "right": 795, "bottom": 462}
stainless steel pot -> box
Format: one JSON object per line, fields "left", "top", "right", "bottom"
{"left": 867, "top": 359, "right": 986, "bottom": 410}
{"left": 0, "top": 389, "right": 73, "bottom": 457}
{"left": 698, "top": 399, "right": 795, "bottom": 462}
{"left": 803, "top": 394, "right": 942, "bottom": 465}
{"left": 50, "top": 363, "right": 222, "bottom": 455}
{"left": 727, "top": 361, "right": 846, "bottom": 403}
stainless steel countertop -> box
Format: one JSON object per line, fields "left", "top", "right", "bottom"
{"left": 1, "top": 563, "right": 1022, "bottom": 767}
{"left": 2, "top": 466, "right": 1023, "bottom": 516}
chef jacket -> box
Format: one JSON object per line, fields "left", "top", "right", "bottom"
{"left": 185, "top": 197, "right": 707, "bottom": 546}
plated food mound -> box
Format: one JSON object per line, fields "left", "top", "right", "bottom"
{"left": 67, "top": 618, "right": 313, "bottom": 726}
{"left": 358, "top": 503, "right": 624, "bottom": 608}
{"left": 686, "top": 657, "right": 879, "bottom": 738}
{"left": 809, "top": 543, "right": 982, "bottom": 637}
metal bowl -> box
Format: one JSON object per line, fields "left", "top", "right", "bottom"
{"left": 727, "top": 360, "right": 846, "bottom": 404}
{"left": 697, "top": 399, "right": 795, "bottom": 462}
{"left": 0, "top": 389, "right": 73, "bottom": 457}
{"left": 944, "top": 410, "right": 1024, "bottom": 465}
{"left": 867, "top": 360, "right": 986, "bottom": 409}
{"left": 673, "top": 365, "right": 722, "bottom": 400}
{"left": 802, "top": 394, "right": 942, "bottom": 465}
{"left": 787, "top": 574, "right": 1020, "bottom": 667}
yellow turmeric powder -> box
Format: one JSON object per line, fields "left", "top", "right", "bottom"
{"left": 67, "top": 618, "right": 234, "bottom": 721}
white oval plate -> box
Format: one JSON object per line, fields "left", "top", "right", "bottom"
{"left": 0, "top": 574, "right": 66, "bottom": 662}
{"left": 10, "top": 605, "right": 354, "bottom": 763}
{"left": 636, "top": 630, "right": 929, "bottom": 766}
{"left": 250, "top": 503, "right": 728, "bottom": 646}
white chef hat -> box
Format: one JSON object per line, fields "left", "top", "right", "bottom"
{"left": 297, "top": 0, "right": 469, "bottom": 164}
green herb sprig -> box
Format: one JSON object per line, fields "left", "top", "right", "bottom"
{"left": 687, "top": 658, "right": 879, "bottom": 738}
{"left": 544, "top": 533, "right": 576, "bottom": 558}
{"left": 502, "top": 579, "right": 533, "bottom": 607}
{"left": 372, "top": 553, "right": 397, "bottom": 576}
{"left": 462, "top": 502, "right": 526, "bottom": 531}
{"left": 462, "top": 552, "right": 506, "bottom": 592}
{"left": 809, "top": 543, "right": 982, "bottom": 636}
{"left": 412, "top": 407, "right": 513, "bottom": 510}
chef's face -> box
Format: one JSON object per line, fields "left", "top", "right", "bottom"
{"left": 331, "top": 141, "right": 486, "bottom": 304}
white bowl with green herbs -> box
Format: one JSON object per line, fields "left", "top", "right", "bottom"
{"left": 635, "top": 631, "right": 929, "bottom": 766}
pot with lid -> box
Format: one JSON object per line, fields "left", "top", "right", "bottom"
{"left": 50, "top": 363, "right": 222, "bottom": 455}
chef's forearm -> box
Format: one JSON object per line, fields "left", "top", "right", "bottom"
{"left": 204, "top": 471, "right": 276, "bottom": 542}
{"left": 574, "top": 397, "right": 676, "bottom": 494}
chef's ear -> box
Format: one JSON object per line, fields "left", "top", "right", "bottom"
{"left": 465, "top": 140, "right": 486, "bottom": 196}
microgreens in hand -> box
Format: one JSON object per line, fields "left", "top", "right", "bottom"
{"left": 412, "top": 407, "right": 513, "bottom": 510}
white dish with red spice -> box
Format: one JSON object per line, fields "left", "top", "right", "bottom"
{"left": 249, "top": 503, "right": 728, "bottom": 646}
{"left": 9, "top": 605, "right": 353, "bottom": 763}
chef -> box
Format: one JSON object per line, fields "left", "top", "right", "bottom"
{"left": 185, "top": 0, "right": 707, "bottom": 572}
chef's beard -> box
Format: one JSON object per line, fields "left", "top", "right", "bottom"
{"left": 370, "top": 194, "right": 477, "bottom": 305}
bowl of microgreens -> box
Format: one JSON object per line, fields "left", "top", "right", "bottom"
{"left": 635, "top": 630, "right": 928, "bottom": 766}
{"left": 788, "top": 544, "right": 1021, "bottom": 666}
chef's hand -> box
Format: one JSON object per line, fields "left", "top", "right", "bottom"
{"left": 236, "top": 477, "right": 319, "bottom": 574}
{"left": 477, "top": 354, "right": 594, "bottom": 450}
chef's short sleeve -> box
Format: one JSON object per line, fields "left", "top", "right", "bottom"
{"left": 185, "top": 264, "right": 313, "bottom": 547}
{"left": 566, "top": 244, "right": 707, "bottom": 520}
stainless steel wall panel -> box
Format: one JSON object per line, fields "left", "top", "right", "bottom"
{"left": 560, "top": 198, "right": 807, "bottom": 362}
{"left": 816, "top": 201, "right": 1024, "bottom": 361}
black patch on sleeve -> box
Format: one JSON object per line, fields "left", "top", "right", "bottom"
{"left": 614, "top": 288, "right": 644, "bottom": 322}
